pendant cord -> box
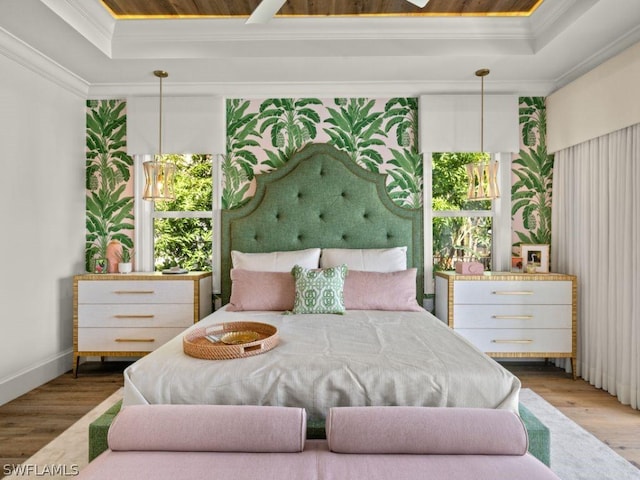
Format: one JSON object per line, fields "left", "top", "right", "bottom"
{"left": 158, "top": 74, "right": 163, "bottom": 157}
{"left": 154, "top": 70, "right": 168, "bottom": 158}
{"left": 480, "top": 74, "right": 484, "bottom": 153}
{"left": 475, "top": 68, "right": 489, "bottom": 154}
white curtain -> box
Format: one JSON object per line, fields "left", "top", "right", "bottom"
{"left": 552, "top": 123, "right": 640, "bottom": 409}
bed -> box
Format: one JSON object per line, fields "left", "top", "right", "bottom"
{"left": 123, "top": 143, "right": 520, "bottom": 419}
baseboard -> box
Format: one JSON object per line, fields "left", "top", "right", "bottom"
{"left": 0, "top": 349, "right": 73, "bottom": 407}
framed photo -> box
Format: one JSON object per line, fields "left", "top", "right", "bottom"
{"left": 93, "top": 257, "right": 108, "bottom": 274}
{"left": 521, "top": 244, "right": 550, "bottom": 273}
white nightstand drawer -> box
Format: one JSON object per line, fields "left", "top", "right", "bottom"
{"left": 453, "top": 304, "right": 572, "bottom": 329}
{"left": 453, "top": 280, "right": 572, "bottom": 305}
{"left": 455, "top": 328, "right": 572, "bottom": 353}
{"left": 78, "top": 304, "right": 193, "bottom": 328}
{"left": 78, "top": 327, "right": 186, "bottom": 352}
{"left": 78, "top": 280, "right": 193, "bottom": 304}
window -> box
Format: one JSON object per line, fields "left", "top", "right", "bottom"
{"left": 153, "top": 154, "right": 213, "bottom": 271}
{"left": 432, "top": 152, "right": 493, "bottom": 272}
{"left": 135, "top": 154, "right": 216, "bottom": 273}
{"left": 424, "top": 151, "right": 511, "bottom": 294}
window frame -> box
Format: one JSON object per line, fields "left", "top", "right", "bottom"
{"left": 134, "top": 154, "right": 222, "bottom": 291}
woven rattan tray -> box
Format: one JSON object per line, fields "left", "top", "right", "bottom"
{"left": 183, "top": 321, "right": 278, "bottom": 360}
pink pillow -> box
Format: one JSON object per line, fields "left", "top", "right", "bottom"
{"left": 227, "top": 269, "right": 294, "bottom": 311}
{"left": 109, "top": 405, "right": 306, "bottom": 453}
{"left": 326, "top": 406, "right": 528, "bottom": 455}
{"left": 343, "top": 269, "right": 422, "bottom": 311}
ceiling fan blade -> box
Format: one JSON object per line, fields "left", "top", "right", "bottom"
{"left": 246, "top": 0, "right": 287, "bottom": 24}
{"left": 406, "top": 0, "right": 430, "bottom": 7}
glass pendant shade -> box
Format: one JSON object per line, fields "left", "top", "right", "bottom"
{"left": 466, "top": 160, "right": 500, "bottom": 200}
{"left": 143, "top": 156, "right": 176, "bottom": 201}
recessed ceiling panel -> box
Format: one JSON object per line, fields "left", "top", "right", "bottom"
{"left": 100, "top": 0, "right": 543, "bottom": 19}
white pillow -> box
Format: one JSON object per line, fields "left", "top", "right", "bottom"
{"left": 231, "top": 248, "right": 321, "bottom": 272}
{"left": 320, "top": 247, "right": 407, "bottom": 272}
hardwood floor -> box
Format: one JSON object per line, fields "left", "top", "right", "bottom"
{"left": 0, "top": 362, "right": 126, "bottom": 476}
{"left": 509, "top": 362, "right": 640, "bottom": 469}
{"left": 0, "top": 361, "right": 638, "bottom": 477}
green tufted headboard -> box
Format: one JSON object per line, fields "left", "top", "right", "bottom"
{"left": 220, "top": 143, "right": 423, "bottom": 305}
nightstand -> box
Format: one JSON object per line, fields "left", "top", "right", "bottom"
{"left": 73, "top": 272, "right": 212, "bottom": 377}
{"left": 435, "top": 271, "right": 577, "bottom": 379}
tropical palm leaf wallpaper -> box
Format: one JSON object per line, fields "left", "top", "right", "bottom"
{"left": 511, "top": 97, "right": 553, "bottom": 254}
{"left": 224, "top": 97, "right": 422, "bottom": 210}
{"left": 83, "top": 96, "right": 551, "bottom": 270}
{"left": 85, "top": 100, "right": 134, "bottom": 271}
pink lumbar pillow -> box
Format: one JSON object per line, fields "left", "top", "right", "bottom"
{"left": 326, "top": 406, "right": 528, "bottom": 455}
{"left": 227, "top": 269, "right": 295, "bottom": 311}
{"left": 109, "top": 405, "right": 306, "bottom": 453}
{"left": 343, "top": 269, "right": 422, "bottom": 311}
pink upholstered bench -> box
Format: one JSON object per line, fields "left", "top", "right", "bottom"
{"left": 78, "top": 404, "right": 560, "bottom": 480}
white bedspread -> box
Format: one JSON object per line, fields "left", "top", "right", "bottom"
{"left": 123, "top": 308, "right": 520, "bottom": 419}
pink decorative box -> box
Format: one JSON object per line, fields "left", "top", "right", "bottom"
{"left": 455, "top": 262, "right": 484, "bottom": 275}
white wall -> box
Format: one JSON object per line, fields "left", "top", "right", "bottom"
{"left": 0, "top": 31, "right": 86, "bottom": 405}
{"left": 547, "top": 40, "right": 640, "bottom": 153}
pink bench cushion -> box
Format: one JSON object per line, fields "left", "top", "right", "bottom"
{"left": 108, "top": 405, "right": 306, "bottom": 453}
{"left": 326, "top": 406, "right": 528, "bottom": 455}
{"left": 80, "top": 441, "right": 560, "bottom": 480}
{"left": 317, "top": 444, "right": 559, "bottom": 480}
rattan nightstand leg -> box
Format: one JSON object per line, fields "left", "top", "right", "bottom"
{"left": 73, "top": 354, "right": 80, "bottom": 378}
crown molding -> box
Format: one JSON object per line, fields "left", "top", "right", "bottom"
{"left": 528, "top": 0, "right": 599, "bottom": 51}
{"left": 553, "top": 22, "right": 640, "bottom": 90}
{"left": 88, "top": 78, "right": 555, "bottom": 99}
{"left": 110, "top": 16, "right": 532, "bottom": 60}
{"left": 114, "top": 15, "right": 528, "bottom": 41}
{"left": 0, "top": 27, "right": 88, "bottom": 97}
{"left": 39, "top": 0, "right": 115, "bottom": 56}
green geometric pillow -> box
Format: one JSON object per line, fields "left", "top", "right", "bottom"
{"left": 291, "top": 264, "right": 347, "bottom": 314}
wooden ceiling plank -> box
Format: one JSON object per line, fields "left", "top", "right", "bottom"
{"left": 166, "top": 0, "right": 197, "bottom": 16}
{"left": 101, "top": 0, "right": 542, "bottom": 18}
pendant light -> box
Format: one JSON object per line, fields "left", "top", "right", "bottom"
{"left": 466, "top": 68, "right": 500, "bottom": 201}
{"left": 143, "top": 70, "right": 176, "bottom": 201}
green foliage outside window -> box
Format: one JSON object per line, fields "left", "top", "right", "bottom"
{"left": 432, "top": 152, "right": 492, "bottom": 271}
{"left": 154, "top": 154, "right": 213, "bottom": 271}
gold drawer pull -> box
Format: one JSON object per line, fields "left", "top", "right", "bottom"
{"left": 491, "top": 291, "right": 534, "bottom": 295}
{"left": 491, "top": 339, "right": 533, "bottom": 344}
{"left": 491, "top": 315, "right": 534, "bottom": 320}
{"left": 115, "top": 338, "right": 155, "bottom": 343}
{"left": 113, "top": 290, "right": 155, "bottom": 294}
{"left": 114, "top": 314, "right": 155, "bottom": 319}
